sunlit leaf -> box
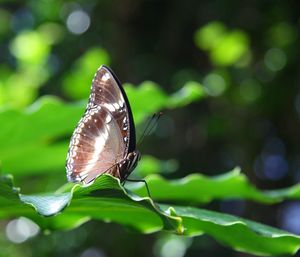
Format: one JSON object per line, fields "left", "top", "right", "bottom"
{"left": 1, "top": 174, "right": 300, "bottom": 256}
{"left": 126, "top": 80, "right": 205, "bottom": 124}
{"left": 161, "top": 205, "right": 300, "bottom": 256}
{"left": 129, "top": 167, "right": 300, "bottom": 204}
{"left": 167, "top": 81, "right": 206, "bottom": 107}
{"left": 0, "top": 97, "right": 83, "bottom": 176}
{"left": 62, "top": 48, "right": 111, "bottom": 99}
{"left": 125, "top": 81, "right": 167, "bottom": 124}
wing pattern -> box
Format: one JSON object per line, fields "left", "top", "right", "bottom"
{"left": 66, "top": 66, "right": 133, "bottom": 184}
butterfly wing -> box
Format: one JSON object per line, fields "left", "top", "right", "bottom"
{"left": 89, "top": 65, "right": 136, "bottom": 153}
{"left": 66, "top": 66, "right": 135, "bottom": 184}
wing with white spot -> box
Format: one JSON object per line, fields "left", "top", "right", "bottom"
{"left": 66, "top": 65, "right": 135, "bottom": 184}
{"left": 89, "top": 65, "right": 136, "bottom": 153}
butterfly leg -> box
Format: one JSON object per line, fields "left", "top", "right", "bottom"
{"left": 123, "top": 178, "right": 152, "bottom": 199}
{"left": 115, "top": 164, "right": 122, "bottom": 180}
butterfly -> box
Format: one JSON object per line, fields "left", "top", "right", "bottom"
{"left": 66, "top": 65, "right": 140, "bottom": 184}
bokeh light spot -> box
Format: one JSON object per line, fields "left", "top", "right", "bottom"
{"left": 154, "top": 235, "right": 192, "bottom": 257}
{"left": 262, "top": 154, "right": 288, "bottom": 180}
{"left": 280, "top": 202, "right": 300, "bottom": 235}
{"left": 10, "top": 30, "right": 50, "bottom": 65}
{"left": 255, "top": 154, "right": 288, "bottom": 181}
{"left": 38, "top": 22, "right": 65, "bottom": 45}
{"left": 195, "top": 22, "right": 250, "bottom": 66}
{"left": 159, "top": 237, "right": 190, "bottom": 257}
{"left": 6, "top": 217, "right": 40, "bottom": 243}
{"left": 264, "top": 48, "right": 287, "bottom": 72}
{"left": 161, "top": 239, "right": 185, "bottom": 257}
{"left": 239, "top": 79, "right": 262, "bottom": 103}
{"left": 80, "top": 248, "right": 106, "bottom": 257}
{"left": 66, "top": 10, "right": 90, "bottom": 35}
{"left": 268, "top": 22, "right": 296, "bottom": 47}
{"left": 211, "top": 30, "right": 249, "bottom": 66}
{"left": 194, "top": 21, "right": 226, "bottom": 50}
{"left": 203, "top": 73, "right": 226, "bottom": 96}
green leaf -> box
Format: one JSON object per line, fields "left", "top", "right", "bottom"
{"left": 1, "top": 174, "right": 300, "bottom": 256}
{"left": 160, "top": 205, "right": 300, "bottom": 256}
{"left": 62, "top": 48, "right": 111, "bottom": 100}
{"left": 0, "top": 97, "right": 84, "bottom": 176}
{"left": 125, "top": 80, "right": 205, "bottom": 124}
{"left": 130, "top": 167, "right": 300, "bottom": 204}
{"left": 124, "top": 81, "right": 168, "bottom": 124}
{"left": 1, "top": 175, "right": 181, "bottom": 233}
{"left": 134, "top": 155, "right": 178, "bottom": 177}
{"left": 167, "top": 81, "right": 206, "bottom": 108}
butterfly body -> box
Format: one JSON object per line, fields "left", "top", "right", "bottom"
{"left": 66, "top": 65, "right": 139, "bottom": 184}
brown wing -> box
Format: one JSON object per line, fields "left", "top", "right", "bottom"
{"left": 66, "top": 66, "right": 132, "bottom": 184}
{"left": 89, "top": 66, "right": 136, "bottom": 153}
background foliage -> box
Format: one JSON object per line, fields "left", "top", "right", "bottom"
{"left": 1, "top": 1, "right": 300, "bottom": 257}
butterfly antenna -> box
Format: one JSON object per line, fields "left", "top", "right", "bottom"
{"left": 137, "top": 112, "right": 162, "bottom": 146}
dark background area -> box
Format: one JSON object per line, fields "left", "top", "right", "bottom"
{"left": 1, "top": 0, "right": 300, "bottom": 256}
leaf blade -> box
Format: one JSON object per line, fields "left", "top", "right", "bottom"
{"left": 1, "top": 174, "right": 300, "bottom": 256}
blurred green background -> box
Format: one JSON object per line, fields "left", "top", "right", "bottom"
{"left": 1, "top": 0, "right": 300, "bottom": 256}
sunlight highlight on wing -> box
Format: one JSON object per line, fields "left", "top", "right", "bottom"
{"left": 91, "top": 125, "right": 109, "bottom": 165}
